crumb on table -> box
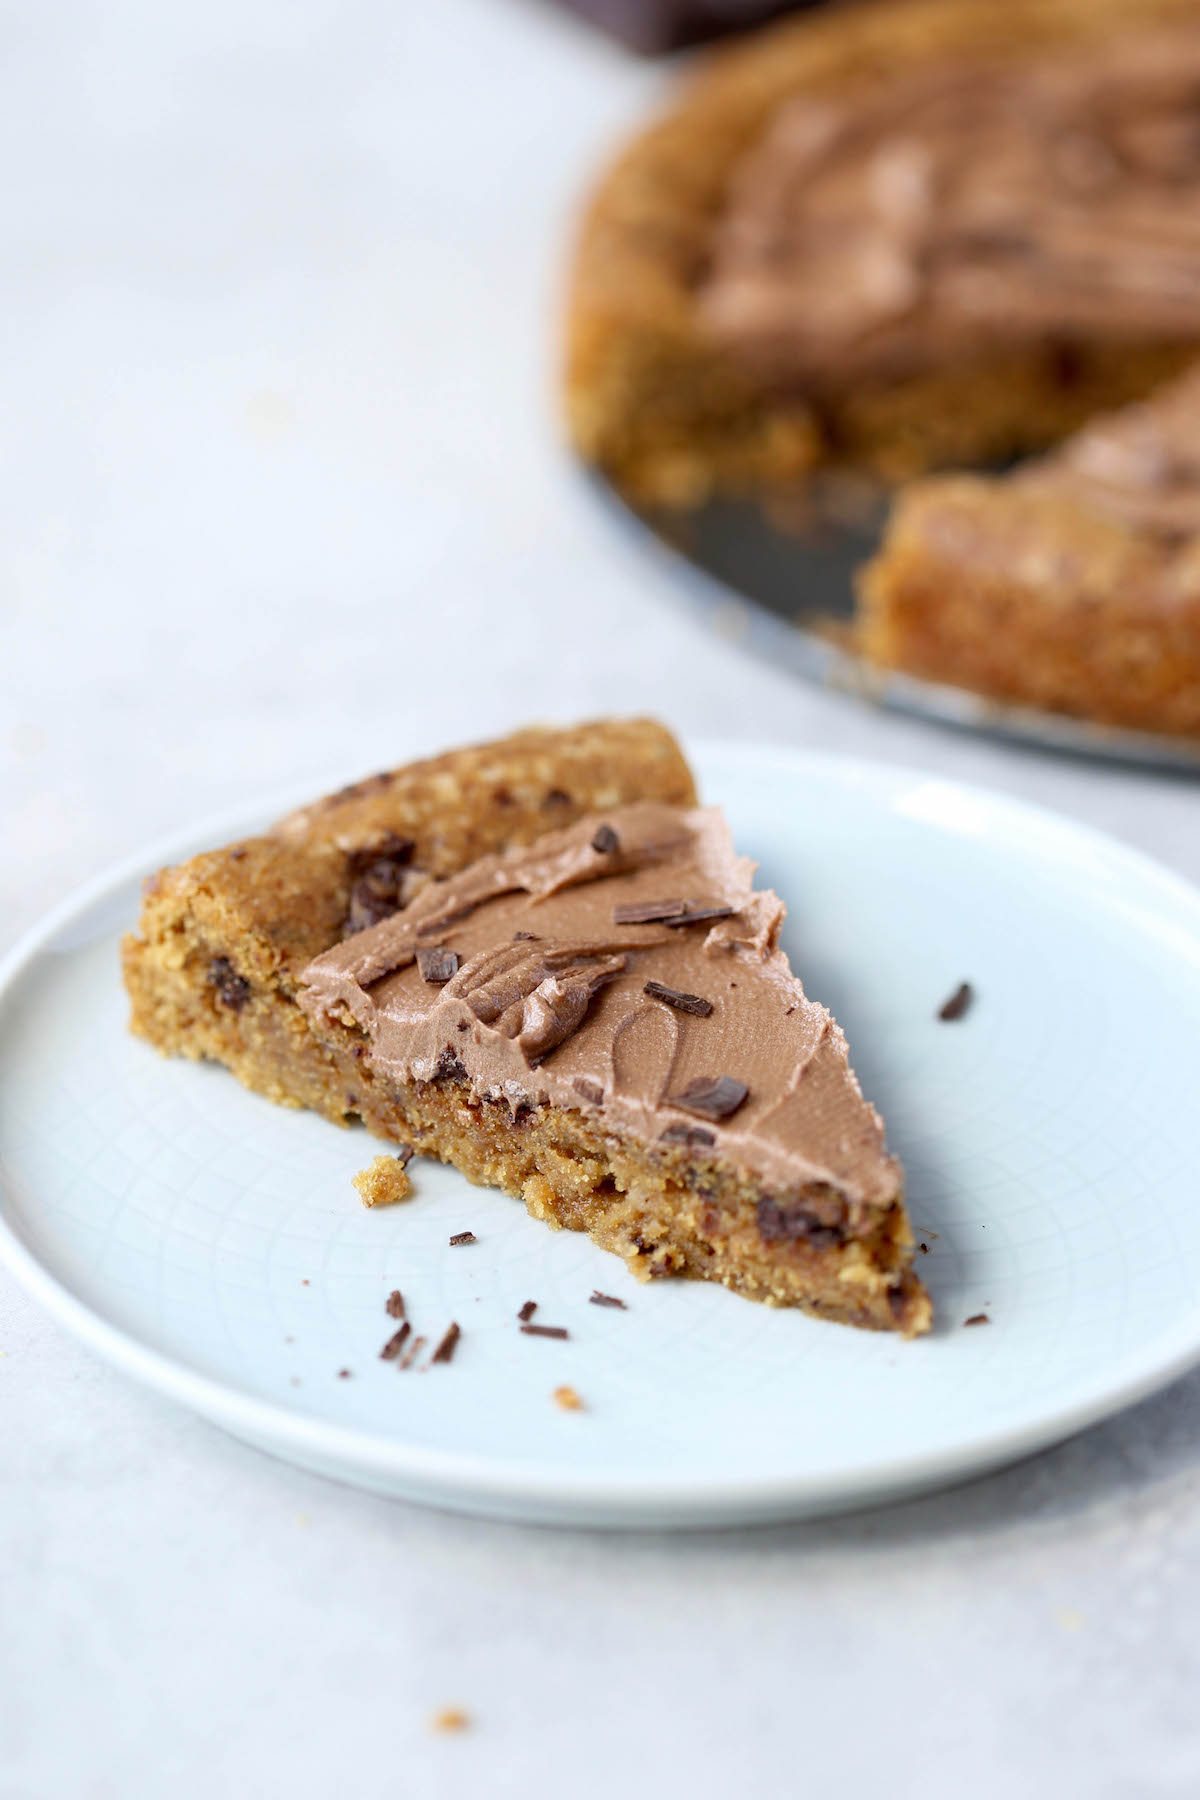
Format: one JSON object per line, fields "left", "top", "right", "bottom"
{"left": 352, "top": 1154, "right": 414, "bottom": 1207}
{"left": 553, "top": 1385, "right": 585, "bottom": 1411}
{"left": 431, "top": 1707, "right": 471, "bottom": 1733}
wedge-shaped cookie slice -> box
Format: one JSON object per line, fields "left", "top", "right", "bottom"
{"left": 301, "top": 802, "right": 930, "bottom": 1334}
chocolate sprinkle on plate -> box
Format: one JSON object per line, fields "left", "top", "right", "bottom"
{"left": 588, "top": 1291, "right": 627, "bottom": 1310}
{"left": 337, "top": 1368, "right": 352, "bottom": 1379}
{"left": 449, "top": 1230, "right": 477, "bottom": 1247}
{"left": 398, "top": 1333, "right": 426, "bottom": 1370}
{"left": 520, "top": 1323, "right": 569, "bottom": 1340}
{"left": 659, "top": 1121, "right": 716, "bottom": 1148}
{"left": 517, "top": 1300, "right": 537, "bottom": 1322}
{"left": 644, "top": 980, "right": 713, "bottom": 1017}
{"left": 416, "top": 945, "right": 460, "bottom": 984}
{"left": 380, "top": 1322, "right": 411, "bottom": 1361}
{"left": 667, "top": 1075, "right": 749, "bottom": 1120}
{"left": 964, "top": 1312, "right": 991, "bottom": 1327}
{"left": 938, "top": 981, "right": 974, "bottom": 1022}
{"left": 385, "top": 1289, "right": 406, "bottom": 1320}
{"left": 591, "top": 824, "right": 620, "bottom": 854}
{"left": 393, "top": 1143, "right": 415, "bottom": 1168}
{"left": 431, "top": 1322, "right": 461, "bottom": 1364}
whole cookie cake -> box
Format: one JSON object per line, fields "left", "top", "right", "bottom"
{"left": 565, "top": 0, "right": 1200, "bottom": 735}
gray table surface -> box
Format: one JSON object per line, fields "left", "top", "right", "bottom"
{"left": 3, "top": 4, "right": 1199, "bottom": 1796}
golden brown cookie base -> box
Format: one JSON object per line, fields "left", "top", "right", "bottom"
{"left": 342, "top": 1066, "right": 929, "bottom": 1336}
{"left": 858, "top": 479, "right": 1200, "bottom": 738}
{"left": 565, "top": 0, "right": 1199, "bottom": 509}
{"left": 122, "top": 719, "right": 697, "bottom": 1125}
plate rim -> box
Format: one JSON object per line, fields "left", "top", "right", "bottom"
{"left": 5, "top": 739, "right": 1200, "bottom": 1524}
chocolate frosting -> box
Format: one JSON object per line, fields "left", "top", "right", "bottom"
{"left": 698, "top": 27, "right": 1200, "bottom": 386}
{"left": 299, "top": 804, "right": 901, "bottom": 1215}
{"left": 1021, "top": 361, "right": 1200, "bottom": 540}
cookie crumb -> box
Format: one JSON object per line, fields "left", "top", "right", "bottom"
{"left": 964, "top": 1312, "right": 991, "bottom": 1327}
{"left": 431, "top": 1708, "right": 470, "bottom": 1734}
{"left": 337, "top": 1368, "right": 352, "bottom": 1379}
{"left": 553, "top": 1385, "right": 585, "bottom": 1411}
{"left": 353, "top": 1155, "right": 414, "bottom": 1208}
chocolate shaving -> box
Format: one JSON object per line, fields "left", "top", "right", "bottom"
{"left": 667, "top": 1075, "right": 748, "bottom": 1121}
{"left": 572, "top": 1076, "right": 604, "bottom": 1105}
{"left": 517, "top": 1300, "right": 537, "bottom": 1322}
{"left": 938, "top": 981, "right": 975, "bottom": 1022}
{"left": 520, "top": 1324, "right": 569, "bottom": 1340}
{"left": 379, "top": 1322, "right": 411, "bottom": 1361}
{"left": 612, "top": 897, "right": 734, "bottom": 928}
{"left": 612, "top": 897, "right": 687, "bottom": 925}
{"left": 964, "top": 1312, "right": 991, "bottom": 1327}
{"left": 659, "top": 1122, "right": 716, "bottom": 1148}
{"left": 591, "top": 824, "right": 620, "bottom": 854}
{"left": 385, "top": 1289, "right": 406, "bottom": 1320}
{"left": 416, "top": 945, "right": 460, "bottom": 984}
{"left": 588, "top": 1292, "right": 627, "bottom": 1310}
{"left": 398, "top": 1334, "right": 426, "bottom": 1369}
{"left": 448, "top": 1230, "right": 476, "bottom": 1247}
{"left": 665, "top": 905, "right": 734, "bottom": 928}
{"left": 644, "top": 980, "right": 713, "bottom": 1017}
{"left": 431, "top": 1322, "right": 461, "bottom": 1364}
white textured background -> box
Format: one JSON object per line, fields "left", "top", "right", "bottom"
{"left": 3, "top": 3, "right": 1200, "bottom": 1796}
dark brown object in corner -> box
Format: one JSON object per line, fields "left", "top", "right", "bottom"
{"left": 938, "top": 982, "right": 974, "bottom": 1022}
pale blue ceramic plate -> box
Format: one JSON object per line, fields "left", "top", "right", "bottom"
{"left": 3, "top": 743, "right": 1200, "bottom": 1525}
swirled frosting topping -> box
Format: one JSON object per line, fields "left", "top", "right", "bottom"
{"left": 699, "top": 27, "right": 1200, "bottom": 385}
{"left": 299, "top": 804, "right": 900, "bottom": 1213}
